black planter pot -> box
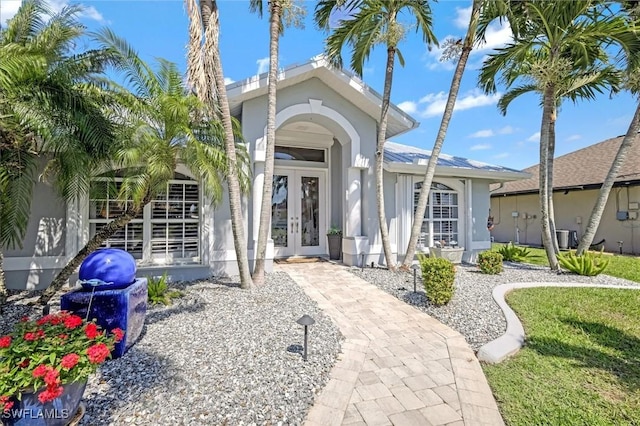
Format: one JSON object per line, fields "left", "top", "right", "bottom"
{"left": 3, "top": 381, "right": 86, "bottom": 426}
{"left": 327, "top": 235, "right": 342, "bottom": 260}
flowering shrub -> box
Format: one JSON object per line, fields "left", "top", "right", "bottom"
{"left": 0, "top": 311, "right": 123, "bottom": 413}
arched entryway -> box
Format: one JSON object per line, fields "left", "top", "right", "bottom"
{"left": 251, "top": 98, "right": 366, "bottom": 259}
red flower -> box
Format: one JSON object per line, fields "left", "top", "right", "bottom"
{"left": 86, "top": 343, "right": 110, "bottom": 364}
{"left": 36, "top": 329, "right": 45, "bottom": 338}
{"left": 23, "top": 332, "right": 38, "bottom": 341}
{"left": 63, "top": 315, "right": 83, "bottom": 329}
{"left": 84, "top": 323, "right": 100, "bottom": 340}
{"left": 36, "top": 315, "right": 52, "bottom": 326}
{"left": 0, "top": 336, "right": 11, "bottom": 348}
{"left": 18, "top": 359, "right": 30, "bottom": 368}
{"left": 0, "top": 396, "right": 14, "bottom": 413}
{"left": 60, "top": 354, "right": 80, "bottom": 370}
{"left": 44, "top": 369, "right": 60, "bottom": 386}
{"left": 32, "top": 364, "right": 49, "bottom": 378}
{"left": 58, "top": 334, "right": 68, "bottom": 340}
{"left": 112, "top": 328, "right": 125, "bottom": 343}
{"left": 37, "top": 385, "right": 63, "bottom": 403}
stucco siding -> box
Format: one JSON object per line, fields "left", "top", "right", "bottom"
{"left": 472, "top": 181, "right": 491, "bottom": 243}
{"left": 490, "top": 186, "right": 640, "bottom": 254}
{"left": 4, "top": 177, "right": 66, "bottom": 258}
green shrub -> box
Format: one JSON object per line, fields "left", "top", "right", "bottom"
{"left": 557, "top": 250, "right": 609, "bottom": 276}
{"left": 418, "top": 254, "right": 456, "bottom": 306}
{"left": 147, "top": 272, "right": 183, "bottom": 305}
{"left": 498, "top": 242, "right": 532, "bottom": 262}
{"left": 478, "top": 251, "right": 503, "bottom": 274}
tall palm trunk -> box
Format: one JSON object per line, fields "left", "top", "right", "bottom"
{"left": 577, "top": 103, "right": 640, "bottom": 254}
{"left": 0, "top": 251, "right": 7, "bottom": 307}
{"left": 208, "top": 1, "right": 253, "bottom": 289}
{"left": 539, "top": 85, "right": 559, "bottom": 270}
{"left": 403, "top": 0, "right": 481, "bottom": 268}
{"left": 253, "top": 1, "right": 281, "bottom": 285}
{"left": 376, "top": 46, "right": 396, "bottom": 269}
{"left": 547, "top": 108, "right": 559, "bottom": 254}
{"left": 37, "top": 206, "right": 143, "bottom": 305}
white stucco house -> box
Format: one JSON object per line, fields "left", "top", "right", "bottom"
{"left": 3, "top": 56, "right": 529, "bottom": 290}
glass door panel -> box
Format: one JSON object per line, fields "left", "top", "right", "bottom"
{"left": 271, "top": 175, "right": 289, "bottom": 248}
{"left": 300, "top": 176, "right": 320, "bottom": 247}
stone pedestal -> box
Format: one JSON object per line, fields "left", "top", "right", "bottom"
{"left": 61, "top": 278, "right": 148, "bottom": 358}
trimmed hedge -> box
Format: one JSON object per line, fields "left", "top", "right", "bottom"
{"left": 418, "top": 255, "right": 455, "bottom": 306}
{"left": 478, "top": 251, "right": 503, "bottom": 274}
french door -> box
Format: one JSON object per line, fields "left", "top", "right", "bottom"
{"left": 271, "top": 169, "right": 326, "bottom": 257}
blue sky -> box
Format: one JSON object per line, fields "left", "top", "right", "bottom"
{"left": 1, "top": 0, "right": 636, "bottom": 170}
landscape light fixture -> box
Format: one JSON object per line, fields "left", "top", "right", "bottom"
{"left": 296, "top": 314, "right": 315, "bottom": 361}
{"left": 411, "top": 264, "right": 420, "bottom": 293}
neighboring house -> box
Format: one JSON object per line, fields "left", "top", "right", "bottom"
{"left": 3, "top": 56, "right": 528, "bottom": 290}
{"left": 491, "top": 135, "right": 640, "bottom": 254}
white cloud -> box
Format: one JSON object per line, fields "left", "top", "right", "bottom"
{"left": 469, "top": 129, "right": 494, "bottom": 138}
{"left": 397, "top": 101, "right": 417, "bottom": 115}
{"left": 493, "top": 152, "right": 510, "bottom": 159}
{"left": 566, "top": 134, "right": 582, "bottom": 142}
{"left": 224, "top": 77, "right": 235, "bottom": 85}
{"left": 417, "top": 89, "right": 501, "bottom": 118}
{"left": 1, "top": 1, "right": 20, "bottom": 25}
{"left": 1, "top": 0, "right": 104, "bottom": 24}
{"left": 426, "top": 7, "right": 512, "bottom": 71}
{"left": 470, "top": 143, "right": 492, "bottom": 151}
{"left": 527, "top": 132, "right": 540, "bottom": 142}
{"left": 498, "top": 125, "right": 515, "bottom": 135}
{"left": 256, "top": 57, "right": 270, "bottom": 75}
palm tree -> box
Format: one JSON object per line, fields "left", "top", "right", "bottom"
{"left": 249, "top": 0, "right": 305, "bottom": 285}
{"left": 315, "top": 0, "right": 437, "bottom": 269}
{"left": 402, "top": 0, "right": 482, "bottom": 268}
{"left": 577, "top": 4, "right": 640, "bottom": 254}
{"left": 478, "top": 0, "right": 632, "bottom": 269}
{"left": 37, "top": 31, "right": 251, "bottom": 304}
{"left": 1, "top": 0, "right": 117, "bottom": 305}
{"left": 185, "top": 0, "right": 254, "bottom": 289}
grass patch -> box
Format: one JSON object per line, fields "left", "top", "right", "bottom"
{"left": 491, "top": 243, "right": 640, "bottom": 283}
{"left": 483, "top": 287, "right": 640, "bottom": 425}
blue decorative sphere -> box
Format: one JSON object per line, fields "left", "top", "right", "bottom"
{"left": 79, "top": 249, "right": 137, "bottom": 290}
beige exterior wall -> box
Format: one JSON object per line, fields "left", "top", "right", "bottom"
{"left": 490, "top": 185, "right": 640, "bottom": 254}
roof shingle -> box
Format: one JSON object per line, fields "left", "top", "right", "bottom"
{"left": 492, "top": 135, "right": 640, "bottom": 195}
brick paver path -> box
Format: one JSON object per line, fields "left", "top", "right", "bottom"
{"left": 278, "top": 262, "right": 504, "bottom": 426}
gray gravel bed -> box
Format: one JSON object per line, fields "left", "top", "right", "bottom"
{"left": 351, "top": 262, "right": 640, "bottom": 351}
{"left": 1, "top": 272, "right": 343, "bottom": 426}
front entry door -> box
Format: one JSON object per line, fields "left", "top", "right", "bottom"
{"left": 271, "top": 169, "right": 326, "bottom": 257}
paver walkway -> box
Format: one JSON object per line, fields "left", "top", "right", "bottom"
{"left": 278, "top": 262, "right": 504, "bottom": 426}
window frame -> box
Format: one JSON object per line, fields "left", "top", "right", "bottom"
{"left": 88, "top": 175, "right": 202, "bottom": 266}
{"left": 413, "top": 181, "right": 460, "bottom": 248}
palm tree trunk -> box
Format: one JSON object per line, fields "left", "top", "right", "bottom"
{"left": 376, "top": 46, "right": 396, "bottom": 269}
{"left": 547, "top": 108, "right": 559, "bottom": 254}
{"left": 253, "top": 0, "right": 281, "bottom": 286}
{"left": 0, "top": 251, "right": 7, "bottom": 307}
{"left": 37, "top": 206, "right": 142, "bottom": 305}
{"left": 539, "top": 86, "right": 559, "bottom": 270}
{"left": 577, "top": 103, "right": 640, "bottom": 254}
{"left": 402, "top": 0, "right": 481, "bottom": 268}
{"left": 208, "top": 0, "right": 253, "bottom": 289}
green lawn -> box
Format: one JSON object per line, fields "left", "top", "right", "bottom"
{"left": 483, "top": 287, "right": 640, "bottom": 426}
{"left": 492, "top": 243, "right": 640, "bottom": 283}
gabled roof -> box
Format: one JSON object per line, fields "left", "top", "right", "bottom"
{"left": 491, "top": 135, "right": 640, "bottom": 196}
{"left": 383, "top": 141, "right": 530, "bottom": 182}
{"left": 226, "top": 55, "right": 418, "bottom": 139}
